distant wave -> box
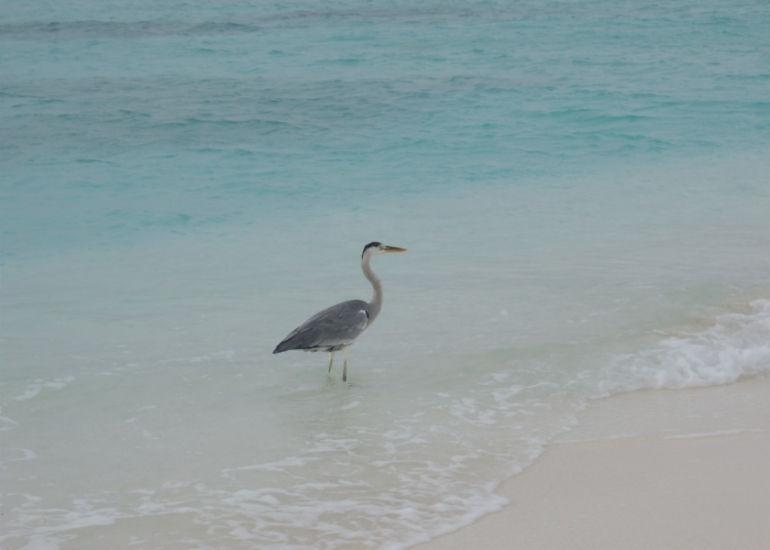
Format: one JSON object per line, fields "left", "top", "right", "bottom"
{"left": 0, "top": 20, "right": 263, "bottom": 40}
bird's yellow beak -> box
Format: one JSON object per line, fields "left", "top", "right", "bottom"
{"left": 382, "top": 245, "right": 407, "bottom": 253}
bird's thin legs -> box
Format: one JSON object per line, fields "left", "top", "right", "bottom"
{"left": 342, "top": 346, "right": 350, "bottom": 382}
{"left": 328, "top": 352, "right": 335, "bottom": 373}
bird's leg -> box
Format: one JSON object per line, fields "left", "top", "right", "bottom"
{"left": 342, "top": 346, "right": 350, "bottom": 382}
{"left": 328, "top": 351, "right": 335, "bottom": 373}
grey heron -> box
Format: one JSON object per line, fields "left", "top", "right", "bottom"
{"left": 273, "top": 242, "right": 407, "bottom": 381}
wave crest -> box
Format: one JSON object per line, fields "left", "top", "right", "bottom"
{"left": 605, "top": 299, "right": 770, "bottom": 393}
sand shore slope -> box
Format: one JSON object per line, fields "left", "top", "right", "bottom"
{"left": 415, "top": 375, "right": 770, "bottom": 550}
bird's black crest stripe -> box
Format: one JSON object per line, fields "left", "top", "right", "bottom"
{"left": 362, "top": 242, "right": 381, "bottom": 257}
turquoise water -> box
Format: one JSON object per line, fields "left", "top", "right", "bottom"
{"left": 3, "top": 1, "right": 770, "bottom": 548}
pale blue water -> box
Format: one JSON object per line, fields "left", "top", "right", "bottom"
{"left": 3, "top": 1, "right": 770, "bottom": 548}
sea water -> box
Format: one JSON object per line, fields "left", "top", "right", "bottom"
{"left": 2, "top": 0, "right": 770, "bottom": 548}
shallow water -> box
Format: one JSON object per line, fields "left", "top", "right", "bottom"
{"left": 2, "top": 1, "right": 770, "bottom": 548}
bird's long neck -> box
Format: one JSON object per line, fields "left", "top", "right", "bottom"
{"left": 362, "top": 253, "right": 383, "bottom": 325}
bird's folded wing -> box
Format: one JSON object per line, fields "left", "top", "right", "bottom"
{"left": 274, "top": 300, "right": 369, "bottom": 352}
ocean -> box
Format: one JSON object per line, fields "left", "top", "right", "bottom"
{"left": 2, "top": 0, "right": 770, "bottom": 548}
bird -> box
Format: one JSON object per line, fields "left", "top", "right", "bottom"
{"left": 273, "top": 242, "right": 407, "bottom": 381}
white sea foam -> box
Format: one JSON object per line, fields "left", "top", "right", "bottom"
{"left": 0, "top": 416, "right": 20, "bottom": 432}
{"left": 600, "top": 300, "right": 770, "bottom": 395}
{"left": 13, "top": 377, "right": 75, "bottom": 402}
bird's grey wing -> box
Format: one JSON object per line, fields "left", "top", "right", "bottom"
{"left": 273, "top": 300, "right": 369, "bottom": 353}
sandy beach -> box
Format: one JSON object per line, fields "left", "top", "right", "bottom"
{"left": 415, "top": 375, "right": 770, "bottom": 550}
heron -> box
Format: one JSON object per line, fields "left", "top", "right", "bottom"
{"left": 273, "top": 242, "right": 407, "bottom": 381}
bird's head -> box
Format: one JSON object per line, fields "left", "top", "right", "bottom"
{"left": 362, "top": 242, "right": 407, "bottom": 258}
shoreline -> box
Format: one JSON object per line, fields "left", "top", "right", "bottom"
{"left": 414, "top": 375, "right": 770, "bottom": 550}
